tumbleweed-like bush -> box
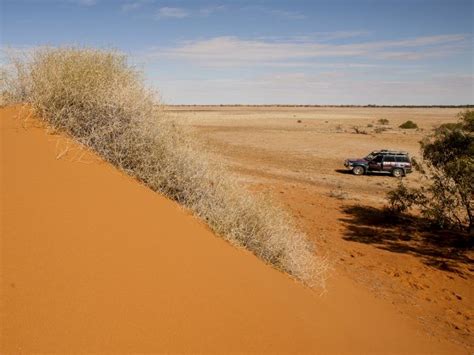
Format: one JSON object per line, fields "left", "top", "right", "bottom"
{"left": 3, "top": 47, "right": 327, "bottom": 286}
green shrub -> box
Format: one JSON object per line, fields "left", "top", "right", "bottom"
{"left": 387, "top": 110, "right": 473, "bottom": 233}
{"left": 399, "top": 120, "right": 418, "bottom": 129}
{"left": 3, "top": 47, "right": 327, "bottom": 286}
{"left": 377, "top": 118, "right": 389, "bottom": 125}
{"left": 387, "top": 182, "right": 426, "bottom": 213}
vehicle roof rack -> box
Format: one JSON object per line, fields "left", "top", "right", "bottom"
{"left": 372, "top": 150, "right": 409, "bottom": 155}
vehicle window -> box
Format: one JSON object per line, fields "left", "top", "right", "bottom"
{"left": 373, "top": 155, "right": 383, "bottom": 162}
{"left": 396, "top": 156, "right": 409, "bottom": 162}
{"left": 384, "top": 156, "right": 395, "bottom": 162}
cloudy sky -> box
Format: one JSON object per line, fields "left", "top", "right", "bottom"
{"left": 2, "top": 0, "right": 473, "bottom": 104}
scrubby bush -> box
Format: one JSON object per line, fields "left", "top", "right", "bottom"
{"left": 374, "top": 127, "right": 388, "bottom": 134}
{"left": 352, "top": 126, "right": 368, "bottom": 134}
{"left": 3, "top": 47, "right": 327, "bottom": 285}
{"left": 399, "top": 120, "right": 418, "bottom": 129}
{"left": 377, "top": 118, "right": 390, "bottom": 125}
{"left": 387, "top": 110, "right": 473, "bottom": 233}
{"left": 387, "top": 182, "right": 426, "bottom": 213}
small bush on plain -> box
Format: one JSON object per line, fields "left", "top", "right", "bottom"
{"left": 352, "top": 126, "right": 368, "bottom": 134}
{"left": 378, "top": 118, "right": 390, "bottom": 125}
{"left": 399, "top": 120, "right": 418, "bottom": 129}
{"left": 2, "top": 47, "right": 327, "bottom": 286}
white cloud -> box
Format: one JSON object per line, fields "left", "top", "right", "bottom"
{"left": 240, "top": 5, "right": 306, "bottom": 20}
{"left": 254, "top": 31, "right": 370, "bottom": 44}
{"left": 199, "top": 5, "right": 226, "bottom": 16}
{"left": 153, "top": 5, "right": 226, "bottom": 19}
{"left": 156, "top": 73, "right": 474, "bottom": 105}
{"left": 316, "top": 31, "right": 371, "bottom": 41}
{"left": 121, "top": 1, "right": 143, "bottom": 12}
{"left": 142, "top": 31, "right": 472, "bottom": 104}
{"left": 156, "top": 7, "right": 189, "bottom": 19}
{"left": 144, "top": 34, "right": 469, "bottom": 67}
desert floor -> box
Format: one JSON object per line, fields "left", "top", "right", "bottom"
{"left": 169, "top": 105, "right": 473, "bottom": 351}
{"left": 0, "top": 105, "right": 471, "bottom": 353}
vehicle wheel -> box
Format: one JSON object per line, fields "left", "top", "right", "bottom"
{"left": 352, "top": 166, "right": 365, "bottom": 175}
{"left": 392, "top": 168, "right": 404, "bottom": 178}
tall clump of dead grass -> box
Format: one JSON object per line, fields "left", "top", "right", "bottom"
{"left": 3, "top": 47, "right": 327, "bottom": 286}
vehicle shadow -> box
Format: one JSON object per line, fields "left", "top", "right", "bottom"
{"left": 335, "top": 169, "right": 353, "bottom": 175}
{"left": 334, "top": 169, "right": 391, "bottom": 177}
{"left": 339, "top": 205, "right": 473, "bottom": 275}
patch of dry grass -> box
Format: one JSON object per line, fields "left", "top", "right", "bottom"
{"left": 2, "top": 47, "right": 327, "bottom": 286}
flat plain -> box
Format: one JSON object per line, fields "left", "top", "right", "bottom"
{"left": 170, "top": 105, "right": 473, "bottom": 351}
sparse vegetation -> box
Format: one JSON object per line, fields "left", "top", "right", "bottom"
{"left": 399, "top": 120, "right": 418, "bottom": 129}
{"left": 378, "top": 118, "right": 390, "bottom": 125}
{"left": 387, "top": 110, "right": 473, "bottom": 233}
{"left": 374, "top": 127, "right": 388, "bottom": 134}
{"left": 329, "top": 189, "right": 348, "bottom": 200}
{"left": 352, "top": 126, "right": 368, "bottom": 134}
{"left": 2, "top": 47, "right": 327, "bottom": 285}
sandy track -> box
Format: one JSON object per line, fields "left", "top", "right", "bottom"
{"left": 0, "top": 106, "right": 465, "bottom": 353}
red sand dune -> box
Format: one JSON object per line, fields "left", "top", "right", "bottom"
{"left": 0, "top": 106, "right": 465, "bottom": 353}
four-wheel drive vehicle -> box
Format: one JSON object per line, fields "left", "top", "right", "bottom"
{"left": 344, "top": 150, "right": 412, "bottom": 177}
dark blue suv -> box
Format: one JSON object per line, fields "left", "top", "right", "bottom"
{"left": 344, "top": 150, "right": 412, "bottom": 177}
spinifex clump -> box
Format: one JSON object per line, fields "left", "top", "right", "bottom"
{"left": 3, "top": 47, "right": 327, "bottom": 286}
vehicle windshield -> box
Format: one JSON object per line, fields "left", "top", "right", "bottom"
{"left": 364, "top": 153, "right": 375, "bottom": 161}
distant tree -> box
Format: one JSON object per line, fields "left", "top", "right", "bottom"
{"left": 387, "top": 110, "right": 473, "bottom": 234}
{"left": 378, "top": 118, "right": 390, "bottom": 125}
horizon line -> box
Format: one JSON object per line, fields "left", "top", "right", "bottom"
{"left": 163, "top": 104, "right": 474, "bottom": 108}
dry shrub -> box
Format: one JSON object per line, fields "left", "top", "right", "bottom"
{"left": 352, "top": 126, "right": 368, "bottom": 134}
{"left": 3, "top": 47, "right": 326, "bottom": 286}
{"left": 328, "top": 189, "right": 348, "bottom": 200}
{"left": 374, "top": 126, "right": 388, "bottom": 134}
{"left": 399, "top": 120, "right": 418, "bottom": 129}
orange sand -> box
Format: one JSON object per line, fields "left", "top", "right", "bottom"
{"left": 0, "top": 106, "right": 465, "bottom": 353}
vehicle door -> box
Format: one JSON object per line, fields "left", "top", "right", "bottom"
{"left": 368, "top": 155, "right": 383, "bottom": 171}
{"left": 396, "top": 155, "right": 411, "bottom": 170}
{"left": 382, "top": 155, "right": 395, "bottom": 172}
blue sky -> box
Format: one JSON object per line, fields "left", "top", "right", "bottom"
{"left": 2, "top": 0, "right": 473, "bottom": 104}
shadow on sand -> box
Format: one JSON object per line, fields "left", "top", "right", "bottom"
{"left": 339, "top": 205, "right": 473, "bottom": 275}
{"left": 335, "top": 169, "right": 353, "bottom": 175}
{"left": 334, "top": 169, "right": 393, "bottom": 178}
